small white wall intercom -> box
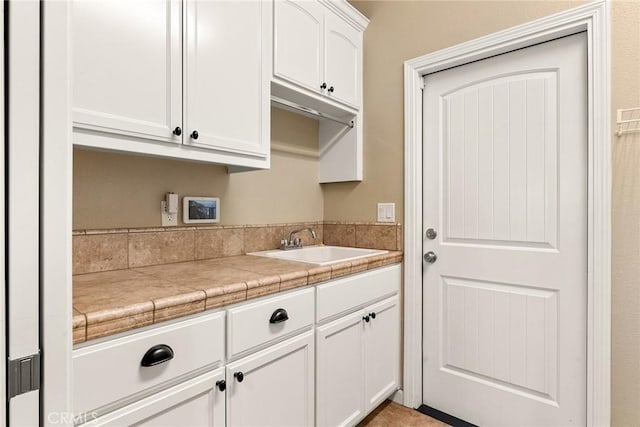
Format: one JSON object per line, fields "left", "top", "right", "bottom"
{"left": 183, "top": 197, "right": 220, "bottom": 224}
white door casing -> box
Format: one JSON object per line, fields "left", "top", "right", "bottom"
{"left": 403, "top": 3, "right": 610, "bottom": 425}
{"left": 6, "top": 0, "right": 41, "bottom": 424}
{"left": 42, "top": 0, "right": 74, "bottom": 423}
{"left": 423, "top": 33, "right": 587, "bottom": 426}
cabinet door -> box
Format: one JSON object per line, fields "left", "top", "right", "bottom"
{"left": 273, "top": 0, "right": 324, "bottom": 94}
{"left": 316, "top": 310, "right": 366, "bottom": 427}
{"left": 226, "top": 331, "right": 314, "bottom": 427}
{"left": 184, "top": 0, "right": 270, "bottom": 157}
{"left": 80, "top": 369, "right": 225, "bottom": 426}
{"left": 324, "top": 11, "right": 361, "bottom": 108}
{"left": 72, "top": 0, "right": 182, "bottom": 143}
{"left": 364, "top": 295, "right": 400, "bottom": 412}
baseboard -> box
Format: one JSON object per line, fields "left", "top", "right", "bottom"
{"left": 390, "top": 389, "right": 404, "bottom": 405}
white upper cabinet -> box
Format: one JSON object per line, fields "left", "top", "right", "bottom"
{"left": 272, "top": 0, "right": 368, "bottom": 183}
{"left": 184, "top": 0, "right": 270, "bottom": 158}
{"left": 324, "top": 10, "right": 361, "bottom": 108}
{"left": 273, "top": 0, "right": 324, "bottom": 94}
{"left": 272, "top": 0, "right": 367, "bottom": 112}
{"left": 72, "top": 0, "right": 182, "bottom": 144}
{"left": 72, "top": 0, "right": 271, "bottom": 169}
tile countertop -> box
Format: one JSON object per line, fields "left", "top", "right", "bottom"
{"left": 73, "top": 251, "right": 403, "bottom": 344}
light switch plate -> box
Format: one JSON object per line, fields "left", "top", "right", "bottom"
{"left": 161, "top": 201, "right": 178, "bottom": 227}
{"left": 377, "top": 203, "right": 395, "bottom": 223}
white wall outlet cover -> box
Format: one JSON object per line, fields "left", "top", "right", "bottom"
{"left": 161, "top": 201, "right": 178, "bottom": 227}
{"left": 377, "top": 203, "right": 395, "bottom": 222}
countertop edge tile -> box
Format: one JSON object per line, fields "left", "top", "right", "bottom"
{"left": 72, "top": 310, "right": 87, "bottom": 344}
{"left": 85, "top": 303, "right": 154, "bottom": 342}
{"left": 331, "top": 261, "right": 353, "bottom": 279}
{"left": 153, "top": 290, "right": 207, "bottom": 324}
{"left": 74, "top": 251, "right": 402, "bottom": 344}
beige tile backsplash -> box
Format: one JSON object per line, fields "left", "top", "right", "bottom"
{"left": 128, "top": 230, "right": 195, "bottom": 268}
{"left": 243, "top": 225, "right": 286, "bottom": 253}
{"left": 322, "top": 223, "right": 356, "bottom": 247}
{"left": 73, "top": 233, "right": 128, "bottom": 274}
{"left": 73, "top": 221, "right": 402, "bottom": 274}
{"left": 195, "top": 227, "right": 245, "bottom": 260}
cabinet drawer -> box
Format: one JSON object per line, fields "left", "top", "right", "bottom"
{"left": 227, "top": 287, "right": 314, "bottom": 358}
{"left": 316, "top": 264, "right": 400, "bottom": 323}
{"left": 73, "top": 311, "right": 225, "bottom": 415}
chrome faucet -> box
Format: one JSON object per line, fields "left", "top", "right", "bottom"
{"left": 281, "top": 227, "right": 317, "bottom": 250}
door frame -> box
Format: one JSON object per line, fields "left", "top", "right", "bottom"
{"left": 41, "top": 0, "right": 73, "bottom": 425}
{"left": 402, "top": 2, "right": 610, "bottom": 426}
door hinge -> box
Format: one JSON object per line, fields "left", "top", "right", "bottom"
{"left": 8, "top": 352, "right": 41, "bottom": 400}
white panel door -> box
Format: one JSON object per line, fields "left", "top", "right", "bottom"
{"left": 316, "top": 310, "right": 365, "bottom": 427}
{"left": 81, "top": 369, "right": 225, "bottom": 426}
{"left": 274, "top": 0, "right": 324, "bottom": 94}
{"left": 0, "top": 1, "right": 5, "bottom": 422}
{"left": 226, "top": 331, "right": 314, "bottom": 427}
{"left": 7, "top": 1, "right": 41, "bottom": 425}
{"left": 72, "top": 0, "right": 182, "bottom": 143}
{"left": 422, "top": 33, "right": 587, "bottom": 426}
{"left": 184, "top": 0, "right": 270, "bottom": 157}
{"left": 363, "top": 296, "right": 400, "bottom": 412}
{"left": 324, "top": 11, "right": 360, "bottom": 108}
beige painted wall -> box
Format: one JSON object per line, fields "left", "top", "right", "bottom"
{"left": 327, "top": 0, "right": 639, "bottom": 425}
{"left": 611, "top": 2, "right": 640, "bottom": 426}
{"left": 73, "top": 108, "right": 322, "bottom": 229}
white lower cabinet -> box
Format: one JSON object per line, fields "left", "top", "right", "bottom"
{"left": 74, "top": 264, "right": 401, "bottom": 427}
{"left": 363, "top": 296, "right": 400, "bottom": 412}
{"left": 316, "top": 294, "right": 400, "bottom": 427}
{"left": 81, "top": 368, "right": 226, "bottom": 426}
{"left": 226, "top": 331, "right": 315, "bottom": 427}
{"left": 316, "top": 310, "right": 365, "bottom": 427}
